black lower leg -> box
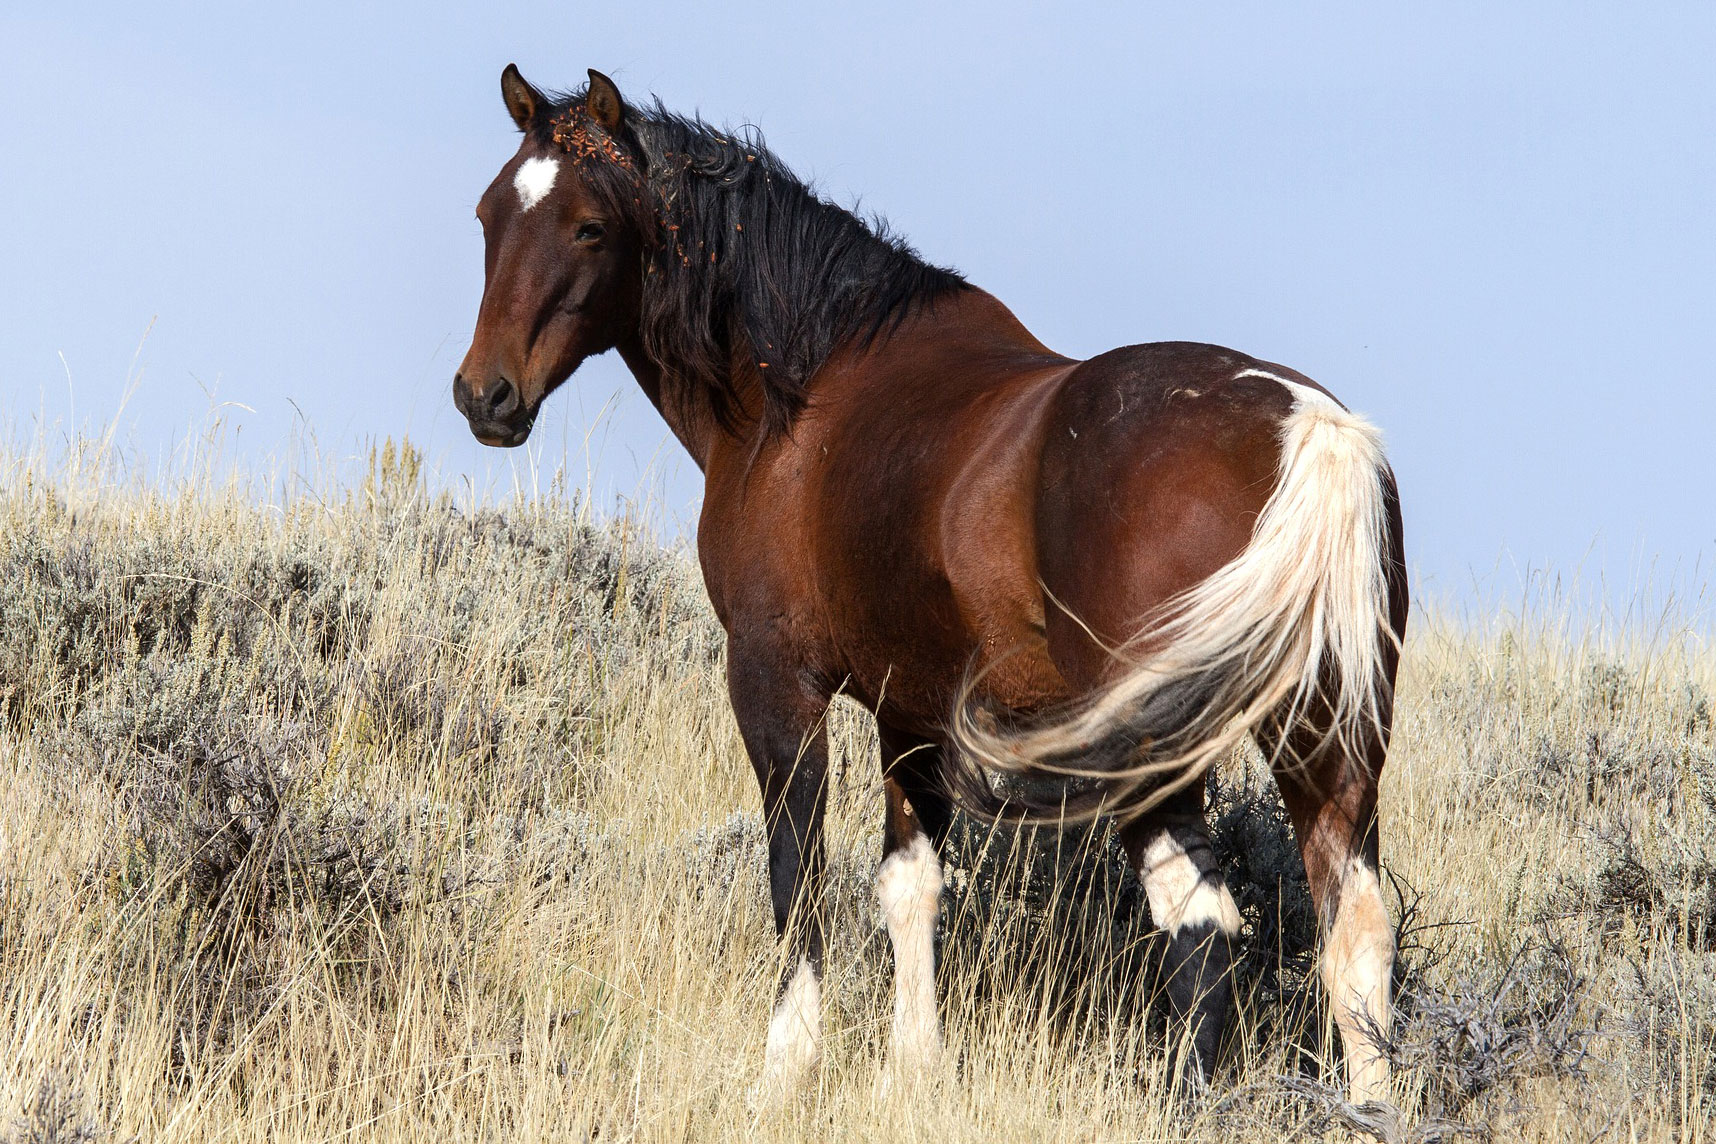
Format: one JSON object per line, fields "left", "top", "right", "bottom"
{"left": 759, "top": 743, "right": 828, "bottom": 989}
{"left": 727, "top": 650, "right": 832, "bottom": 1038}
{"left": 1159, "top": 903, "right": 1235, "bottom": 1084}
{"left": 1126, "top": 811, "right": 1238, "bottom": 1087}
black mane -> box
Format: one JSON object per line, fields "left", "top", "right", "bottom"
{"left": 531, "top": 86, "right": 969, "bottom": 434}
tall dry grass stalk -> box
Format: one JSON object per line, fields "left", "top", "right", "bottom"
{"left": 0, "top": 424, "right": 1711, "bottom": 1141}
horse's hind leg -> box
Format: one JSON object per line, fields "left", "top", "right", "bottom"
{"left": 1261, "top": 715, "right": 1395, "bottom": 1104}
{"left": 1120, "top": 787, "right": 1241, "bottom": 1086}
{"left": 876, "top": 724, "right": 949, "bottom": 1070}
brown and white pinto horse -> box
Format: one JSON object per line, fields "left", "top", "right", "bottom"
{"left": 455, "top": 66, "right": 1409, "bottom": 1103}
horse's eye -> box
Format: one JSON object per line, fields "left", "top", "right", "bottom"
{"left": 575, "top": 221, "right": 607, "bottom": 243}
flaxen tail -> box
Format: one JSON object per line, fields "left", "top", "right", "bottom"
{"left": 952, "top": 378, "right": 1398, "bottom": 822}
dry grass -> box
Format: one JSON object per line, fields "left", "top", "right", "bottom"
{"left": 0, "top": 429, "right": 1711, "bottom": 1142}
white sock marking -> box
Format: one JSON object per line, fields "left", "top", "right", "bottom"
{"left": 876, "top": 834, "right": 944, "bottom": 1064}
{"left": 1140, "top": 831, "right": 1241, "bottom": 937}
{"left": 760, "top": 957, "right": 821, "bottom": 1093}
{"left": 1323, "top": 857, "right": 1393, "bottom": 1103}
{"left": 513, "top": 156, "right": 560, "bottom": 212}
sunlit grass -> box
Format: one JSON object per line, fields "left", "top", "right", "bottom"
{"left": 0, "top": 425, "right": 1711, "bottom": 1141}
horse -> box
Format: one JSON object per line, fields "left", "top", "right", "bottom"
{"left": 453, "top": 65, "right": 1409, "bottom": 1104}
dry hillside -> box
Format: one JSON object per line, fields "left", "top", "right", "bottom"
{"left": 1, "top": 436, "right": 1711, "bottom": 1141}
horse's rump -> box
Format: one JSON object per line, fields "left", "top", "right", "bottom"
{"left": 954, "top": 346, "right": 1401, "bottom": 822}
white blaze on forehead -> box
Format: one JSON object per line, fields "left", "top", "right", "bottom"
{"left": 513, "top": 156, "right": 560, "bottom": 212}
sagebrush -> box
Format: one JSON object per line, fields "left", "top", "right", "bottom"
{"left": 1, "top": 434, "right": 1711, "bottom": 1141}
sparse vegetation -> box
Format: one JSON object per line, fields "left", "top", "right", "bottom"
{"left": 0, "top": 430, "right": 1711, "bottom": 1141}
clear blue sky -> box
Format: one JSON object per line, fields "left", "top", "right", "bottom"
{"left": 3, "top": 3, "right": 1712, "bottom": 613}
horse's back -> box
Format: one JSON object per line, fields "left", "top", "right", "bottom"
{"left": 1034, "top": 342, "right": 1310, "bottom": 689}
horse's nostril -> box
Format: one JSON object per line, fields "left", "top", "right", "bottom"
{"left": 489, "top": 377, "right": 518, "bottom": 417}
{"left": 453, "top": 373, "right": 520, "bottom": 424}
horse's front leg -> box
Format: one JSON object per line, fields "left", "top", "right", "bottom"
{"left": 728, "top": 647, "right": 832, "bottom": 1097}
{"left": 876, "top": 725, "right": 951, "bottom": 1073}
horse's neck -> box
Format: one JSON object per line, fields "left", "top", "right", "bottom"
{"left": 615, "top": 336, "right": 742, "bottom": 472}
{"left": 619, "top": 286, "right": 1059, "bottom": 472}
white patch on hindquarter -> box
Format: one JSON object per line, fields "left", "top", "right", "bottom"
{"left": 513, "top": 156, "right": 560, "bottom": 212}
{"left": 1323, "top": 857, "right": 1394, "bottom": 1103}
{"left": 760, "top": 957, "right": 821, "bottom": 1094}
{"left": 1140, "top": 831, "right": 1241, "bottom": 937}
{"left": 876, "top": 834, "right": 945, "bottom": 1063}
{"left": 1235, "top": 369, "right": 1343, "bottom": 418}
{"left": 1232, "top": 366, "right": 1294, "bottom": 386}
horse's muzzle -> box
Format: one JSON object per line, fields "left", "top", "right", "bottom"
{"left": 467, "top": 414, "right": 535, "bottom": 448}
{"left": 453, "top": 372, "right": 535, "bottom": 447}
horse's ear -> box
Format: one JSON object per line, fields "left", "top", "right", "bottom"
{"left": 501, "top": 63, "right": 544, "bottom": 131}
{"left": 586, "top": 69, "right": 625, "bottom": 132}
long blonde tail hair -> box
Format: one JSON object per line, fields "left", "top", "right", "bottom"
{"left": 952, "top": 378, "right": 1398, "bottom": 822}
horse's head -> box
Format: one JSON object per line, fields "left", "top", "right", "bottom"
{"left": 454, "top": 66, "right": 645, "bottom": 447}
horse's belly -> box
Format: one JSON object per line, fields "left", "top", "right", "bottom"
{"left": 829, "top": 557, "right": 1072, "bottom": 737}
